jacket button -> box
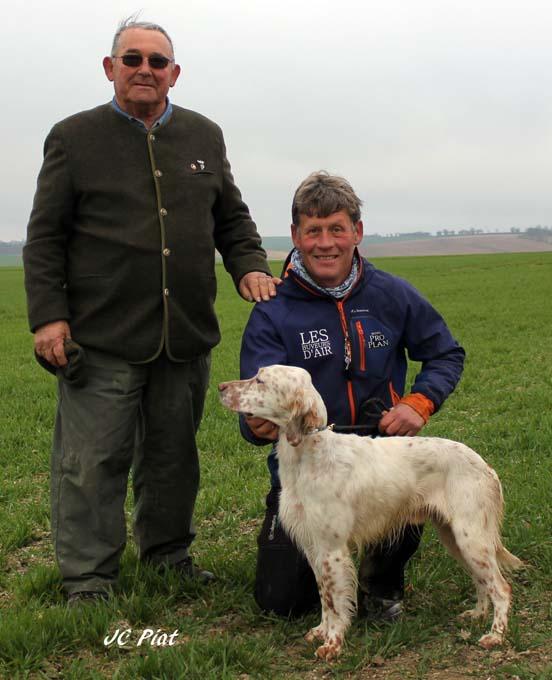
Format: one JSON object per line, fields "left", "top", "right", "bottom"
{"left": 163, "top": 248, "right": 171, "bottom": 256}
{"left": 160, "top": 208, "right": 168, "bottom": 217}
{"left": 164, "top": 288, "right": 170, "bottom": 297}
{"left": 149, "top": 134, "right": 156, "bottom": 141}
{"left": 154, "top": 169, "right": 163, "bottom": 178}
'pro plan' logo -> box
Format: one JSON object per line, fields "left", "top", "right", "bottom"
{"left": 367, "top": 330, "right": 389, "bottom": 349}
{"left": 300, "top": 329, "right": 333, "bottom": 360}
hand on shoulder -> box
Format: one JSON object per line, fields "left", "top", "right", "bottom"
{"left": 239, "top": 272, "right": 282, "bottom": 302}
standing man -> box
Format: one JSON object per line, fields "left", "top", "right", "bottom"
{"left": 239, "top": 171, "right": 465, "bottom": 619}
{"left": 23, "top": 18, "right": 276, "bottom": 604}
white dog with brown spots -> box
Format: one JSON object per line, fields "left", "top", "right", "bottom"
{"left": 219, "top": 365, "right": 522, "bottom": 661}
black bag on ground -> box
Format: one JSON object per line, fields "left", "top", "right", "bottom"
{"left": 254, "top": 488, "right": 319, "bottom": 617}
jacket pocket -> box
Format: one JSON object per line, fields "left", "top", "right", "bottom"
{"left": 350, "top": 317, "right": 395, "bottom": 378}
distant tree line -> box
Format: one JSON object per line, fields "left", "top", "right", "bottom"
{"left": 0, "top": 241, "right": 25, "bottom": 254}
{"left": 2, "top": 226, "right": 552, "bottom": 253}
{"left": 518, "top": 226, "right": 552, "bottom": 242}
{"left": 436, "top": 228, "right": 485, "bottom": 237}
{"left": 363, "top": 226, "right": 552, "bottom": 241}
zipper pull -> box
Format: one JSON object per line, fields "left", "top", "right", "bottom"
{"left": 344, "top": 337, "right": 352, "bottom": 373}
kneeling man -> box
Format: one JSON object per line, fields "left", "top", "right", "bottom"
{"left": 239, "top": 171, "right": 465, "bottom": 619}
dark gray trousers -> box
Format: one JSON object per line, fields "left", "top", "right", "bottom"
{"left": 51, "top": 348, "right": 210, "bottom": 595}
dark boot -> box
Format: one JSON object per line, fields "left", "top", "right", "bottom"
{"left": 358, "top": 524, "right": 424, "bottom": 620}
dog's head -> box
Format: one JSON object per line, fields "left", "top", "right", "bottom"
{"left": 219, "top": 365, "right": 327, "bottom": 446}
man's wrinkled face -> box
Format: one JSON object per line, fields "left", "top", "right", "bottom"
{"left": 103, "top": 28, "right": 180, "bottom": 112}
{"left": 292, "top": 210, "right": 363, "bottom": 288}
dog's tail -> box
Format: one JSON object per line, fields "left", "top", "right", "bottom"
{"left": 496, "top": 545, "right": 524, "bottom": 572}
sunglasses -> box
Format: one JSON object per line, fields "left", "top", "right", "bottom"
{"left": 113, "top": 54, "right": 173, "bottom": 70}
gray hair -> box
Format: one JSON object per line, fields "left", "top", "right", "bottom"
{"left": 111, "top": 15, "right": 175, "bottom": 57}
{"left": 292, "top": 171, "right": 363, "bottom": 226}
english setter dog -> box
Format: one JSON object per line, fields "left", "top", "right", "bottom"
{"left": 219, "top": 365, "right": 522, "bottom": 661}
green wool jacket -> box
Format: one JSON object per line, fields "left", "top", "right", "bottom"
{"left": 24, "top": 103, "right": 271, "bottom": 362}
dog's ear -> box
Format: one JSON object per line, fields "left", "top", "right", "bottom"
{"left": 285, "top": 391, "right": 320, "bottom": 447}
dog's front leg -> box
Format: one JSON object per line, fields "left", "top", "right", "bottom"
{"left": 306, "top": 547, "right": 357, "bottom": 661}
{"left": 302, "top": 545, "right": 328, "bottom": 644}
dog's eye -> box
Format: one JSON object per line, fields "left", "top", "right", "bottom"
{"left": 256, "top": 377, "right": 264, "bottom": 384}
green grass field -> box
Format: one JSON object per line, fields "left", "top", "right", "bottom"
{"left": 0, "top": 253, "right": 551, "bottom": 679}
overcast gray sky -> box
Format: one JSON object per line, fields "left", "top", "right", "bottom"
{"left": 3, "top": 0, "right": 551, "bottom": 241}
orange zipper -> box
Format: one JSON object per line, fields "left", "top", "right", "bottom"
{"left": 355, "top": 320, "right": 366, "bottom": 371}
{"left": 336, "top": 299, "right": 356, "bottom": 424}
{"left": 347, "top": 381, "right": 356, "bottom": 424}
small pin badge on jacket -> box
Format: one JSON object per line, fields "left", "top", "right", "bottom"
{"left": 190, "top": 160, "right": 206, "bottom": 171}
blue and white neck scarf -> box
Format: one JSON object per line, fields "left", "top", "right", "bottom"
{"left": 290, "top": 249, "right": 359, "bottom": 299}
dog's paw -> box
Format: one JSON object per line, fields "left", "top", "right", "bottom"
{"left": 315, "top": 635, "right": 343, "bottom": 661}
{"left": 459, "top": 607, "right": 487, "bottom": 620}
{"left": 478, "top": 633, "right": 503, "bottom": 649}
{"left": 305, "top": 626, "right": 326, "bottom": 643}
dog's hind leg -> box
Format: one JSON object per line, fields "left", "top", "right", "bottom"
{"left": 476, "top": 565, "right": 512, "bottom": 650}
{"left": 449, "top": 524, "right": 512, "bottom": 648}
{"left": 436, "top": 523, "right": 489, "bottom": 619}
{"left": 305, "top": 547, "right": 357, "bottom": 661}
